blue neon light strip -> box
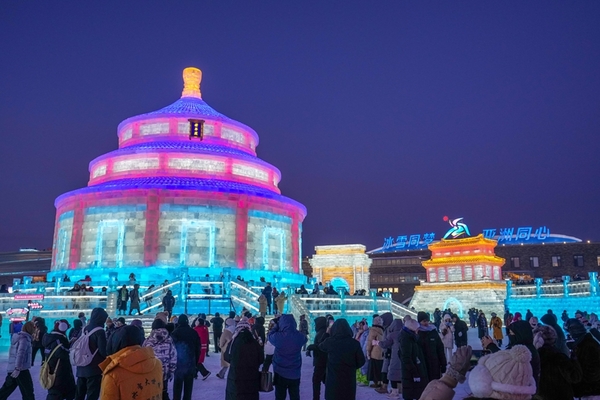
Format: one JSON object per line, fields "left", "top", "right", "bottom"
{"left": 180, "top": 220, "right": 216, "bottom": 268}
{"left": 95, "top": 220, "right": 125, "bottom": 268}
{"left": 86, "top": 204, "right": 146, "bottom": 215}
{"left": 58, "top": 210, "right": 74, "bottom": 222}
{"left": 248, "top": 210, "right": 292, "bottom": 224}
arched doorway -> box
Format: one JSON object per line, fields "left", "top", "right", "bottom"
{"left": 443, "top": 297, "right": 464, "bottom": 318}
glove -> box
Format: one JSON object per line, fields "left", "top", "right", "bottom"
{"left": 10, "top": 370, "right": 20, "bottom": 379}
{"left": 445, "top": 345, "right": 472, "bottom": 383}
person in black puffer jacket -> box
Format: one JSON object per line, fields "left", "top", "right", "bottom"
{"left": 306, "top": 317, "right": 329, "bottom": 400}
{"left": 75, "top": 307, "right": 107, "bottom": 400}
{"left": 69, "top": 319, "right": 83, "bottom": 345}
{"left": 567, "top": 318, "right": 600, "bottom": 398}
{"left": 319, "top": 319, "right": 365, "bottom": 400}
{"left": 171, "top": 314, "right": 201, "bottom": 400}
{"left": 534, "top": 324, "right": 582, "bottom": 400}
{"left": 251, "top": 316, "right": 266, "bottom": 347}
{"left": 32, "top": 317, "right": 48, "bottom": 366}
{"left": 43, "top": 320, "right": 76, "bottom": 400}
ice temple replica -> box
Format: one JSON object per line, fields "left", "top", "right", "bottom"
{"left": 50, "top": 67, "right": 307, "bottom": 285}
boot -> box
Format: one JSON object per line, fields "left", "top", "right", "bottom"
{"left": 387, "top": 388, "right": 400, "bottom": 398}
{"left": 375, "top": 383, "right": 388, "bottom": 394}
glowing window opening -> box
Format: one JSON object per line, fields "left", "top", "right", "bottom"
{"left": 92, "top": 165, "right": 107, "bottom": 178}
{"left": 262, "top": 227, "right": 285, "bottom": 271}
{"left": 140, "top": 122, "right": 169, "bottom": 135}
{"left": 221, "top": 127, "right": 245, "bottom": 144}
{"left": 121, "top": 128, "right": 133, "bottom": 141}
{"left": 113, "top": 158, "right": 160, "bottom": 173}
{"left": 168, "top": 158, "right": 226, "bottom": 173}
{"left": 95, "top": 220, "right": 125, "bottom": 268}
{"left": 180, "top": 220, "right": 216, "bottom": 268}
{"left": 232, "top": 164, "right": 269, "bottom": 182}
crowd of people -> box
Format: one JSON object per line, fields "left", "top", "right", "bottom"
{"left": 1, "top": 303, "right": 600, "bottom": 400}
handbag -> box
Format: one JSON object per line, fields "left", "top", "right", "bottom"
{"left": 259, "top": 371, "right": 274, "bottom": 392}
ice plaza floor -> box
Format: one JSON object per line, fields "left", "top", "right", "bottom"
{"left": 0, "top": 329, "right": 483, "bottom": 400}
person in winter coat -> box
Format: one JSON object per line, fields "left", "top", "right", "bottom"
{"left": 162, "top": 290, "right": 176, "bottom": 318}
{"left": 489, "top": 312, "right": 503, "bottom": 347}
{"left": 32, "top": 317, "right": 48, "bottom": 366}
{"left": 566, "top": 318, "right": 600, "bottom": 398}
{"left": 75, "top": 307, "right": 108, "bottom": 400}
{"left": 512, "top": 311, "right": 523, "bottom": 323}
{"left": 482, "top": 319, "right": 540, "bottom": 389}
{"left": 0, "top": 321, "right": 35, "bottom": 400}
{"left": 258, "top": 295, "right": 268, "bottom": 317}
{"left": 193, "top": 318, "right": 211, "bottom": 379}
{"left": 117, "top": 285, "right": 128, "bottom": 315}
{"left": 171, "top": 315, "right": 201, "bottom": 400}
{"left": 399, "top": 318, "right": 428, "bottom": 400}
{"left": 376, "top": 319, "right": 403, "bottom": 399}
{"left": 366, "top": 316, "right": 385, "bottom": 388}
{"left": 525, "top": 309, "right": 533, "bottom": 322}
{"left": 439, "top": 314, "right": 454, "bottom": 362}
{"left": 99, "top": 325, "right": 162, "bottom": 400}
{"left": 224, "top": 318, "right": 264, "bottom": 400}
{"left": 419, "top": 346, "right": 472, "bottom": 400}
{"left": 533, "top": 324, "right": 582, "bottom": 400}
{"left": 43, "top": 320, "right": 76, "bottom": 400}
{"left": 305, "top": 317, "right": 329, "bottom": 400}
{"left": 476, "top": 312, "right": 488, "bottom": 339}
{"left": 377, "top": 312, "right": 394, "bottom": 395}
{"left": 451, "top": 314, "right": 468, "bottom": 348}
{"left": 417, "top": 312, "right": 446, "bottom": 382}
{"left": 355, "top": 321, "right": 370, "bottom": 376}
{"left": 251, "top": 316, "right": 266, "bottom": 347}
{"left": 210, "top": 313, "right": 224, "bottom": 353}
{"left": 275, "top": 292, "right": 287, "bottom": 314}
{"left": 143, "top": 318, "right": 177, "bottom": 400}
{"left": 69, "top": 319, "right": 83, "bottom": 345}
{"left": 129, "top": 283, "right": 142, "bottom": 315}
{"left": 262, "top": 283, "right": 273, "bottom": 314}
{"left": 298, "top": 315, "right": 309, "bottom": 351}
{"left": 262, "top": 320, "right": 276, "bottom": 373}
{"left": 268, "top": 314, "right": 308, "bottom": 400}
{"left": 218, "top": 318, "right": 236, "bottom": 379}
{"left": 540, "top": 313, "right": 569, "bottom": 356}
{"left": 319, "top": 318, "right": 365, "bottom": 400}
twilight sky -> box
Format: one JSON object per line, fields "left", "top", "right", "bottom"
{"left": 1, "top": 1, "right": 599, "bottom": 254}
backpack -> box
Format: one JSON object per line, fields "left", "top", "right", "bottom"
{"left": 70, "top": 327, "right": 102, "bottom": 367}
{"left": 39, "top": 344, "right": 62, "bottom": 389}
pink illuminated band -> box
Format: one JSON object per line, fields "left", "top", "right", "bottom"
{"left": 88, "top": 152, "right": 281, "bottom": 193}
{"left": 118, "top": 117, "right": 258, "bottom": 155}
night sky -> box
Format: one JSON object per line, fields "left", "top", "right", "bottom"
{"left": 1, "top": 2, "right": 599, "bottom": 254}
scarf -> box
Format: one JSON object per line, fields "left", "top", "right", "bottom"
{"left": 232, "top": 318, "right": 251, "bottom": 342}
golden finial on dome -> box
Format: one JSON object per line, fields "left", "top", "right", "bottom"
{"left": 181, "top": 67, "right": 202, "bottom": 99}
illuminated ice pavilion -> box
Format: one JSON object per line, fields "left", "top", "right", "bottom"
{"left": 50, "top": 67, "right": 307, "bottom": 285}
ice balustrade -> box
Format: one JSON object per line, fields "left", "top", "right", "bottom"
{"left": 229, "top": 281, "right": 260, "bottom": 313}
{"left": 506, "top": 272, "right": 600, "bottom": 320}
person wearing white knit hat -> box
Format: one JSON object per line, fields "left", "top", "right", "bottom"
{"left": 420, "top": 345, "right": 536, "bottom": 400}
{"left": 468, "top": 344, "right": 536, "bottom": 400}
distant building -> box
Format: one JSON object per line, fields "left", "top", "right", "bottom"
{"left": 309, "top": 244, "right": 371, "bottom": 293}
{"left": 0, "top": 250, "right": 52, "bottom": 286}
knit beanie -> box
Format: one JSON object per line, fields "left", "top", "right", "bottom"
{"left": 417, "top": 311, "right": 429, "bottom": 323}
{"left": 405, "top": 318, "right": 420, "bottom": 333}
{"left": 151, "top": 318, "right": 167, "bottom": 330}
{"left": 469, "top": 345, "right": 536, "bottom": 400}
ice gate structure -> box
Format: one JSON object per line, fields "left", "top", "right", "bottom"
{"left": 50, "top": 67, "right": 306, "bottom": 285}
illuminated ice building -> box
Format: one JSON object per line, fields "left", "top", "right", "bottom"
{"left": 49, "top": 68, "right": 307, "bottom": 287}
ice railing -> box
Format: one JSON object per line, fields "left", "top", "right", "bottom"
{"left": 507, "top": 272, "right": 599, "bottom": 299}
{"left": 229, "top": 281, "right": 260, "bottom": 313}
{"left": 288, "top": 292, "right": 417, "bottom": 322}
